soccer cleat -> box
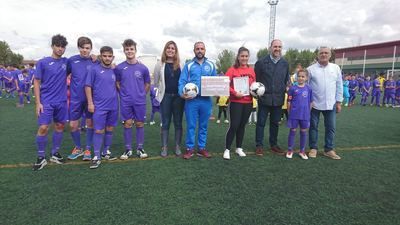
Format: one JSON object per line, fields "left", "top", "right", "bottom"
{"left": 67, "top": 147, "right": 83, "bottom": 160}
{"left": 101, "top": 150, "right": 117, "bottom": 161}
{"left": 32, "top": 157, "right": 47, "bottom": 171}
{"left": 197, "top": 149, "right": 211, "bottom": 158}
{"left": 223, "top": 149, "right": 230, "bottom": 160}
{"left": 120, "top": 150, "right": 132, "bottom": 160}
{"left": 137, "top": 149, "right": 148, "bottom": 159}
{"left": 89, "top": 156, "right": 101, "bottom": 169}
{"left": 235, "top": 148, "right": 246, "bottom": 157}
{"left": 286, "top": 151, "right": 293, "bottom": 159}
{"left": 299, "top": 152, "right": 308, "bottom": 160}
{"left": 50, "top": 152, "right": 65, "bottom": 164}
{"left": 183, "top": 149, "right": 194, "bottom": 159}
{"left": 82, "top": 149, "right": 92, "bottom": 161}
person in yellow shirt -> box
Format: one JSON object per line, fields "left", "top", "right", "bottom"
{"left": 379, "top": 73, "right": 386, "bottom": 92}
{"left": 216, "top": 96, "right": 229, "bottom": 124}
{"left": 248, "top": 97, "right": 257, "bottom": 125}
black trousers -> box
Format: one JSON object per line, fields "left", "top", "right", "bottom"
{"left": 225, "top": 102, "right": 253, "bottom": 149}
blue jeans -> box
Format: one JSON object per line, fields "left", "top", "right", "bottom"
{"left": 309, "top": 107, "right": 336, "bottom": 152}
{"left": 255, "top": 105, "right": 282, "bottom": 147}
{"left": 160, "top": 93, "right": 185, "bottom": 131}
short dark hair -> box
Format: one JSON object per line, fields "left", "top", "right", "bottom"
{"left": 193, "top": 41, "right": 205, "bottom": 50}
{"left": 122, "top": 39, "right": 137, "bottom": 49}
{"left": 51, "top": 34, "right": 68, "bottom": 47}
{"left": 297, "top": 69, "right": 309, "bottom": 76}
{"left": 22, "top": 69, "right": 28, "bottom": 74}
{"left": 29, "top": 63, "right": 34, "bottom": 67}
{"left": 77, "top": 36, "right": 92, "bottom": 48}
{"left": 100, "top": 46, "right": 113, "bottom": 54}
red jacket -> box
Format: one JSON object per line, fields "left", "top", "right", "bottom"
{"left": 225, "top": 66, "right": 255, "bottom": 104}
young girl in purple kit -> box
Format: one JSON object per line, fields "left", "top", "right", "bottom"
{"left": 286, "top": 69, "right": 313, "bottom": 160}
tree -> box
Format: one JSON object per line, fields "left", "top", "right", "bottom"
{"left": 256, "top": 48, "right": 269, "bottom": 60}
{"left": 215, "top": 49, "right": 235, "bottom": 74}
{"left": 0, "top": 40, "right": 24, "bottom": 66}
{"left": 283, "top": 48, "right": 300, "bottom": 73}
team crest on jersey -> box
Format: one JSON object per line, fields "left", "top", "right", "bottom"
{"left": 204, "top": 65, "right": 211, "bottom": 73}
{"left": 302, "top": 91, "right": 308, "bottom": 97}
{"left": 134, "top": 71, "right": 142, "bottom": 78}
{"left": 61, "top": 64, "right": 67, "bottom": 70}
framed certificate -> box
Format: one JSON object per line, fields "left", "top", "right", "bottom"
{"left": 200, "top": 76, "right": 230, "bottom": 96}
{"left": 233, "top": 77, "right": 249, "bottom": 96}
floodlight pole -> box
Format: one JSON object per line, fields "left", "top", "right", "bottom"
{"left": 268, "top": 0, "right": 279, "bottom": 45}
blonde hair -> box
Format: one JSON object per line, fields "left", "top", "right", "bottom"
{"left": 161, "top": 41, "right": 180, "bottom": 71}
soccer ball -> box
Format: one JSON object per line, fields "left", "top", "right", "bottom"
{"left": 183, "top": 83, "right": 199, "bottom": 98}
{"left": 250, "top": 82, "right": 265, "bottom": 98}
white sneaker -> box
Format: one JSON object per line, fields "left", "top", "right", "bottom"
{"left": 299, "top": 152, "right": 308, "bottom": 160}
{"left": 235, "top": 148, "right": 246, "bottom": 157}
{"left": 149, "top": 121, "right": 155, "bottom": 125}
{"left": 120, "top": 150, "right": 132, "bottom": 160}
{"left": 137, "top": 149, "right": 148, "bottom": 159}
{"left": 223, "top": 149, "right": 230, "bottom": 160}
{"left": 216, "top": 120, "right": 221, "bottom": 124}
{"left": 224, "top": 119, "right": 229, "bottom": 124}
{"left": 286, "top": 151, "right": 293, "bottom": 159}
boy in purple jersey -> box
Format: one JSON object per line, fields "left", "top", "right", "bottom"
{"left": 149, "top": 84, "right": 161, "bottom": 125}
{"left": 395, "top": 78, "right": 400, "bottom": 107}
{"left": 286, "top": 69, "right": 313, "bottom": 160}
{"left": 115, "top": 39, "right": 150, "bottom": 160}
{"left": 383, "top": 75, "right": 396, "bottom": 107}
{"left": 14, "top": 68, "right": 25, "bottom": 107}
{"left": 85, "top": 46, "right": 118, "bottom": 169}
{"left": 360, "top": 75, "right": 372, "bottom": 106}
{"left": 32, "top": 34, "right": 69, "bottom": 171}
{"left": 4, "top": 65, "right": 16, "bottom": 98}
{"left": 348, "top": 74, "right": 358, "bottom": 106}
{"left": 66, "top": 37, "right": 101, "bottom": 161}
{"left": 370, "top": 75, "right": 382, "bottom": 106}
{"left": 22, "top": 68, "right": 32, "bottom": 104}
{"left": 0, "top": 65, "right": 4, "bottom": 98}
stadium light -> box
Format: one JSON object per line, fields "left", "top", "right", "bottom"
{"left": 267, "top": 0, "right": 279, "bottom": 44}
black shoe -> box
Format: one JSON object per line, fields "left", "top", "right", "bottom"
{"left": 50, "top": 152, "right": 65, "bottom": 164}
{"left": 32, "top": 157, "right": 47, "bottom": 171}
{"left": 90, "top": 157, "right": 101, "bottom": 169}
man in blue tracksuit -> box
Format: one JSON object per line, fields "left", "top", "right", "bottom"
{"left": 178, "top": 41, "right": 217, "bottom": 159}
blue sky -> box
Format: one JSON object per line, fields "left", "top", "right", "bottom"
{"left": 0, "top": 0, "right": 398, "bottom": 63}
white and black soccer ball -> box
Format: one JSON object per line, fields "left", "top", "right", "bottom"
{"left": 183, "top": 83, "right": 199, "bottom": 98}
{"left": 250, "top": 82, "right": 265, "bottom": 98}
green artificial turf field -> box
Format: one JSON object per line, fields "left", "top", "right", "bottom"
{"left": 0, "top": 97, "right": 399, "bottom": 225}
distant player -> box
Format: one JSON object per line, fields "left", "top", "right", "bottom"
{"left": 348, "top": 74, "right": 358, "bottom": 105}
{"left": 370, "top": 75, "right": 381, "bottom": 106}
{"left": 342, "top": 74, "right": 350, "bottom": 106}
{"left": 360, "top": 75, "right": 372, "bottom": 106}
{"left": 115, "top": 39, "right": 150, "bottom": 160}
{"left": 216, "top": 95, "right": 229, "bottom": 124}
{"left": 14, "top": 67, "right": 25, "bottom": 107}
{"left": 66, "top": 37, "right": 98, "bottom": 161}
{"left": 32, "top": 34, "right": 69, "bottom": 171}
{"left": 395, "top": 78, "right": 400, "bottom": 107}
{"left": 383, "top": 75, "right": 396, "bottom": 107}
{"left": 3, "top": 65, "right": 16, "bottom": 98}
{"left": 85, "top": 46, "right": 118, "bottom": 169}
{"left": 149, "top": 84, "right": 161, "bottom": 125}
{"left": 286, "top": 69, "right": 313, "bottom": 160}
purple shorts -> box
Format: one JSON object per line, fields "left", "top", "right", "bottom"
{"left": 37, "top": 102, "right": 68, "bottom": 125}
{"left": 287, "top": 118, "right": 309, "bottom": 129}
{"left": 93, "top": 109, "right": 118, "bottom": 130}
{"left": 24, "top": 84, "right": 31, "bottom": 93}
{"left": 120, "top": 104, "right": 146, "bottom": 122}
{"left": 69, "top": 100, "right": 93, "bottom": 121}
{"left": 17, "top": 84, "right": 25, "bottom": 93}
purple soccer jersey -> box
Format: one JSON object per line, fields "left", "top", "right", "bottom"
{"left": 348, "top": 79, "right": 358, "bottom": 93}
{"left": 67, "top": 55, "right": 99, "bottom": 102}
{"left": 35, "top": 57, "right": 68, "bottom": 104}
{"left": 362, "top": 80, "right": 372, "bottom": 93}
{"left": 115, "top": 61, "right": 150, "bottom": 105}
{"left": 396, "top": 80, "right": 400, "bottom": 96}
{"left": 85, "top": 64, "right": 118, "bottom": 111}
{"left": 287, "top": 84, "right": 313, "bottom": 121}
{"left": 384, "top": 80, "right": 396, "bottom": 94}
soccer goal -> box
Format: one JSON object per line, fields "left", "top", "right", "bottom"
{"left": 386, "top": 69, "right": 400, "bottom": 80}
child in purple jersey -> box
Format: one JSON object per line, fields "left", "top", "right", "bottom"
{"left": 149, "top": 84, "right": 161, "bottom": 125}
{"left": 4, "top": 65, "right": 16, "bottom": 98}
{"left": 14, "top": 68, "right": 25, "bottom": 107}
{"left": 32, "top": 34, "right": 69, "bottom": 171}
{"left": 360, "top": 75, "right": 372, "bottom": 106}
{"left": 85, "top": 46, "right": 118, "bottom": 169}
{"left": 66, "top": 37, "right": 102, "bottom": 162}
{"left": 115, "top": 39, "right": 150, "bottom": 160}
{"left": 383, "top": 75, "right": 396, "bottom": 107}
{"left": 395, "top": 79, "right": 400, "bottom": 107}
{"left": 286, "top": 69, "right": 313, "bottom": 160}
{"left": 370, "top": 75, "right": 382, "bottom": 106}
{"left": 348, "top": 74, "right": 358, "bottom": 106}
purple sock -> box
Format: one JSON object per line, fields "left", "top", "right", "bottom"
{"left": 103, "top": 131, "right": 113, "bottom": 155}
{"left": 93, "top": 132, "right": 104, "bottom": 158}
{"left": 136, "top": 127, "right": 144, "bottom": 149}
{"left": 300, "top": 130, "right": 307, "bottom": 152}
{"left": 124, "top": 127, "right": 132, "bottom": 150}
{"left": 19, "top": 95, "right": 24, "bottom": 104}
{"left": 86, "top": 128, "right": 94, "bottom": 150}
{"left": 36, "top": 135, "right": 47, "bottom": 157}
{"left": 71, "top": 130, "right": 81, "bottom": 149}
{"left": 51, "top": 131, "right": 63, "bottom": 155}
{"left": 288, "top": 129, "right": 296, "bottom": 151}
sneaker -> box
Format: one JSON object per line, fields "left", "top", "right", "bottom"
{"left": 224, "top": 119, "right": 229, "bottom": 124}
{"left": 216, "top": 120, "right": 221, "bottom": 124}
{"left": 223, "top": 149, "right": 230, "bottom": 160}
{"left": 149, "top": 121, "right": 155, "bottom": 125}
{"left": 308, "top": 149, "right": 318, "bottom": 158}
{"left": 120, "top": 150, "right": 132, "bottom": 160}
{"left": 323, "top": 150, "right": 341, "bottom": 160}
{"left": 197, "top": 149, "right": 211, "bottom": 158}
{"left": 255, "top": 146, "right": 264, "bottom": 156}
{"left": 235, "top": 148, "right": 246, "bottom": 157}
{"left": 175, "top": 146, "right": 182, "bottom": 156}
{"left": 27, "top": 101, "right": 31, "bottom": 104}
{"left": 82, "top": 149, "right": 92, "bottom": 161}
{"left": 137, "top": 149, "right": 148, "bottom": 159}
{"left": 183, "top": 149, "right": 194, "bottom": 159}
{"left": 101, "top": 150, "right": 117, "bottom": 161}
{"left": 50, "top": 152, "right": 65, "bottom": 164}
{"left": 89, "top": 156, "right": 101, "bottom": 169}
{"left": 160, "top": 147, "right": 168, "bottom": 157}
{"left": 67, "top": 147, "right": 83, "bottom": 160}
{"left": 270, "top": 146, "right": 285, "bottom": 156}
{"left": 32, "top": 157, "right": 47, "bottom": 171}
{"left": 299, "top": 152, "right": 308, "bottom": 160}
{"left": 286, "top": 151, "right": 293, "bottom": 159}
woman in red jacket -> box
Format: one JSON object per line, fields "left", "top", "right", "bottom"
{"left": 223, "top": 47, "right": 256, "bottom": 160}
